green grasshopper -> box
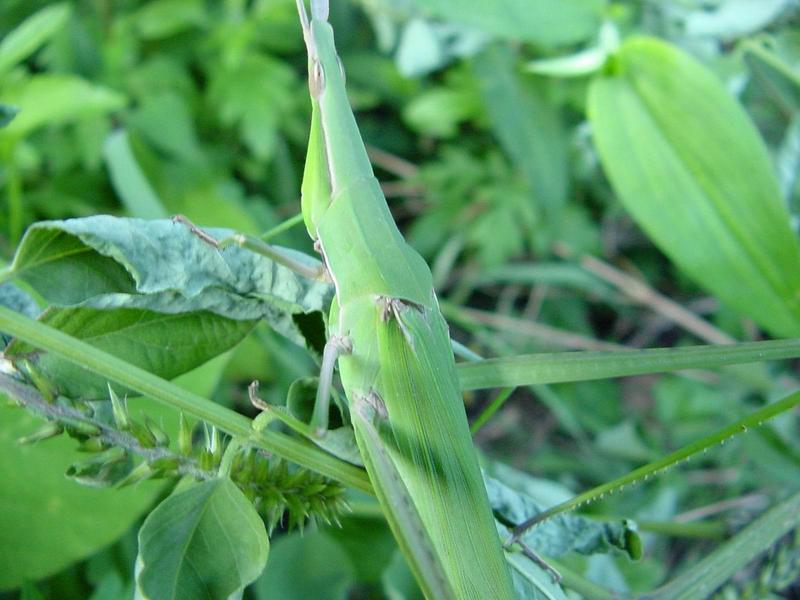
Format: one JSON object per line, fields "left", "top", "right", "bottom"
{"left": 286, "top": 1, "right": 515, "bottom": 597}
{"left": 180, "top": 1, "right": 515, "bottom": 596}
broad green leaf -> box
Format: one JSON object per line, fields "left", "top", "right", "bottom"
{"left": 406, "top": 0, "right": 605, "bottom": 48}
{"left": 589, "top": 37, "right": 800, "bottom": 337}
{"left": 9, "top": 217, "right": 332, "bottom": 345}
{"left": 103, "top": 130, "right": 169, "bottom": 219}
{"left": 5, "top": 307, "right": 255, "bottom": 399}
{"left": 0, "top": 402, "right": 162, "bottom": 590}
{"left": 136, "top": 478, "right": 269, "bottom": 600}
{"left": 474, "top": 45, "right": 568, "bottom": 227}
{"left": 252, "top": 531, "right": 356, "bottom": 600}
{"left": 0, "top": 3, "right": 71, "bottom": 76}
{"left": 0, "top": 75, "right": 126, "bottom": 138}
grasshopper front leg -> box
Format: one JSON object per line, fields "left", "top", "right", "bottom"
{"left": 171, "top": 214, "right": 329, "bottom": 282}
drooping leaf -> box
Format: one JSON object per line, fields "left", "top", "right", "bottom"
{"left": 0, "top": 74, "right": 126, "bottom": 138}
{"left": 589, "top": 37, "right": 800, "bottom": 337}
{"left": 405, "top": 0, "right": 605, "bottom": 48}
{"left": 0, "top": 3, "right": 71, "bottom": 76}
{"left": 136, "top": 477, "right": 269, "bottom": 600}
{"left": 8, "top": 217, "right": 332, "bottom": 345}
{"left": 252, "top": 530, "right": 356, "bottom": 600}
{"left": 5, "top": 307, "right": 255, "bottom": 399}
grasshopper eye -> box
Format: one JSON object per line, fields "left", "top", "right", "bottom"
{"left": 310, "top": 59, "right": 325, "bottom": 97}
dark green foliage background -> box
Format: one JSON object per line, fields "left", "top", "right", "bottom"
{"left": 1, "top": 0, "right": 800, "bottom": 598}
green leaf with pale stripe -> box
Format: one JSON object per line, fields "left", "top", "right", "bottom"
{"left": 589, "top": 37, "right": 800, "bottom": 337}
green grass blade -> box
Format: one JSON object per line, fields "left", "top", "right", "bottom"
{"left": 509, "top": 389, "right": 800, "bottom": 538}
{"left": 642, "top": 490, "right": 800, "bottom": 600}
{"left": 457, "top": 338, "right": 800, "bottom": 391}
{"left": 0, "top": 306, "right": 371, "bottom": 493}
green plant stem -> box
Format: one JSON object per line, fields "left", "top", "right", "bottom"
{"left": 0, "top": 306, "right": 372, "bottom": 493}
{"left": 457, "top": 338, "right": 800, "bottom": 391}
{"left": 636, "top": 519, "right": 728, "bottom": 539}
{"left": 508, "top": 388, "right": 800, "bottom": 542}
{"left": 470, "top": 387, "right": 515, "bottom": 434}
{"left": 0, "top": 371, "right": 208, "bottom": 480}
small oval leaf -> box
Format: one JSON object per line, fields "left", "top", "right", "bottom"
{"left": 136, "top": 477, "right": 269, "bottom": 600}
